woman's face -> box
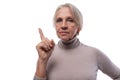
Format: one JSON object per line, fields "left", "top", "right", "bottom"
{"left": 55, "top": 7, "right": 78, "bottom": 41}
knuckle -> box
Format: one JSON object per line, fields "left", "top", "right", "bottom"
{"left": 36, "top": 42, "right": 43, "bottom": 49}
{"left": 36, "top": 44, "right": 39, "bottom": 49}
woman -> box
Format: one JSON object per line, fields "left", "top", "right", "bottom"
{"left": 34, "top": 3, "right": 120, "bottom": 80}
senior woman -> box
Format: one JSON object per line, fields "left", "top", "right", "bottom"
{"left": 34, "top": 3, "right": 120, "bottom": 80}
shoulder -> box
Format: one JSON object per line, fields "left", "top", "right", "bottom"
{"left": 79, "top": 43, "right": 107, "bottom": 57}
{"left": 80, "top": 43, "right": 110, "bottom": 62}
{"left": 79, "top": 42, "right": 100, "bottom": 53}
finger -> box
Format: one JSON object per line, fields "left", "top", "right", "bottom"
{"left": 41, "top": 44, "right": 49, "bottom": 52}
{"left": 42, "top": 39, "right": 51, "bottom": 50}
{"left": 45, "top": 38, "right": 53, "bottom": 48}
{"left": 38, "top": 28, "right": 45, "bottom": 40}
{"left": 43, "top": 38, "right": 55, "bottom": 49}
{"left": 50, "top": 39, "right": 55, "bottom": 48}
{"left": 36, "top": 42, "right": 49, "bottom": 52}
{"left": 41, "top": 39, "right": 52, "bottom": 50}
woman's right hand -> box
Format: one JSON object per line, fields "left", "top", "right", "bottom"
{"left": 36, "top": 28, "right": 55, "bottom": 63}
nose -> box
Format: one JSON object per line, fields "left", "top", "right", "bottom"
{"left": 61, "top": 26, "right": 68, "bottom": 30}
{"left": 61, "top": 20, "right": 68, "bottom": 30}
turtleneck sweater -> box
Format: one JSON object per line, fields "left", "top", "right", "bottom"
{"left": 34, "top": 37, "right": 120, "bottom": 80}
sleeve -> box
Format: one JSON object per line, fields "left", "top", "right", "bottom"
{"left": 33, "top": 76, "right": 47, "bottom": 80}
{"left": 96, "top": 49, "right": 120, "bottom": 80}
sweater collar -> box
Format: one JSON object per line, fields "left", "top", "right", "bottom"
{"left": 58, "top": 37, "right": 80, "bottom": 49}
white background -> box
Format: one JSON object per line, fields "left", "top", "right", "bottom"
{"left": 0, "top": 0, "right": 120, "bottom": 80}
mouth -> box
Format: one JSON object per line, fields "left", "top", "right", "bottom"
{"left": 59, "top": 31, "right": 69, "bottom": 35}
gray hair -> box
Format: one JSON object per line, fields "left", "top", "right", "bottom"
{"left": 53, "top": 3, "right": 83, "bottom": 34}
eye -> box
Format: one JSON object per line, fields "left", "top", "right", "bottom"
{"left": 67, "top": 19, "right": 74, "bottom": 22}
{"left": 56, "top": 18, "right": 62, "bottom": 23}
{"left": 66, "top": 17, "right": 74, "bottom": 22}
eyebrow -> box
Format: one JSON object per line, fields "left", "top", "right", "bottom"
{"left": 56, "top": 16, "right": 73, "bottom": 19}
{"left": 66, "top": 17, "right": 73, "bottom": 19}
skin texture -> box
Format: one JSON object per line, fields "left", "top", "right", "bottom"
{"left": 35, "top": 28, "right": 55, "bottom": 78}
{"left": 55, "top": 7, "right": 79, "bottom": 41}
{"left": 35, "top": 7, "right": 79, "bottom": 78}
{"left": 34, "top": 5, "right": 120, "bottom": 80}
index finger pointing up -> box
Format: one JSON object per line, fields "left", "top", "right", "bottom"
{"left": 38, "top": 28, "right": 45, "bottom": 40}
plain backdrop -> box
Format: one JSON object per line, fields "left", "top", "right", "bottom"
{"left": 0, "top": 0, "right": 120, "bottom": 80}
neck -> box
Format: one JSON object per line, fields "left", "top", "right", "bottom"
{"left": 58, "top": 37, "right": 80, "bottom": 49}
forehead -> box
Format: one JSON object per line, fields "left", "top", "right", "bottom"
{"left": 56, "top": 7, "right": 73, "bottom": 18}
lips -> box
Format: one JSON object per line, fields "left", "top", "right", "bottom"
{"left": 59, "top": 31, "right": 69, "bottom": 35}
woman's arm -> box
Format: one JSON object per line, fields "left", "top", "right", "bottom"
{"left": 96, "top": 49, "right": 120, "bottom": 80}
{"left": 33, "top": 28, "right": 55, "bottom": 80}
{"left": 34, "top": 59, "right": 47, "bottom": 79}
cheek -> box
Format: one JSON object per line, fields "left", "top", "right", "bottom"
{"left": 55, "top": 27, "right": 59, "bottom": 33}
{"left": 55, "top": 27, "right": 60, "bottom": 36}
{"left": 54, "top": 25, "right": 58, "bottom": 31}
{"left": 70, "top": 27, "right": 78, "bottom": 36}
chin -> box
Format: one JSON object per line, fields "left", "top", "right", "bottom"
{"left": 58, "top": 34, "right": 70, "bottom": 41}
{"left": 60, "top": 37, "right": 70, "bottom": 41}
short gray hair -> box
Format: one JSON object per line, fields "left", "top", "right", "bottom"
{"left": 53, "top": 3, "right": 83, "bottom": 33}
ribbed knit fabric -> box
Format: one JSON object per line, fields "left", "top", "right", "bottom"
{"left": 34, "top": 37, "right": 120, "bottom": 80}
